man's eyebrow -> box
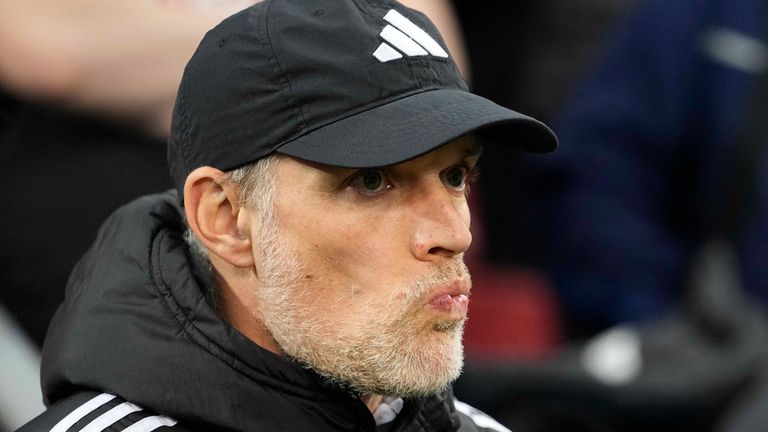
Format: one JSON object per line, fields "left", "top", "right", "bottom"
{"left": 462, "top": 142, "right": 483, "bottom": 159}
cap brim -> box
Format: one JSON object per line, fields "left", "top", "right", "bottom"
{"left": 276, "top": 88, "right": 557, "bottom": 168}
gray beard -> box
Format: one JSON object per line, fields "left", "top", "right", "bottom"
{"left": 254, "top": 219, "right": 468, "bottom": 398}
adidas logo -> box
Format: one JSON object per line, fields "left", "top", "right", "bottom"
{"left": 373, "top": 9, "right": 449, "bottom": 63}
{"left": 49, "top": 393, "right": 177, "bottom": 432}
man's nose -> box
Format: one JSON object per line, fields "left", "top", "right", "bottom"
{"left": 410, "top": 183, "right": 472, "bottom": 262}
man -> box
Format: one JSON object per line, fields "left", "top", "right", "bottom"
{"left": 19, "top": 0, "right": 556, "bottom": 431}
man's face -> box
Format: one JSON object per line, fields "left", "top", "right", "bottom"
{"left": 250, "top": 136, "right": 479, "bottom": 397}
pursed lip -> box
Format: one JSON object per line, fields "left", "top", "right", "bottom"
{"left": 425, "top": 280, "right": 471, "bottom": 317}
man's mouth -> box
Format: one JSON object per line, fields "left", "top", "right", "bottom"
{"left": 425, "top": 280, "right": 470, "bottom": 318}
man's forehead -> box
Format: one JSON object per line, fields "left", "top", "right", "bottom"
{"left": 454, "top": 135, "right": 482, "bottom": 158}
{"left": 428, "top": 134, "right": 482, "bottom": 164}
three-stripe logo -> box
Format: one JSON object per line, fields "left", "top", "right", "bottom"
{"left": 373, "top": 9, "right": 449, "bottom": 63}
{"left": 48, "top": 393, "right": 177, "bottom": 432}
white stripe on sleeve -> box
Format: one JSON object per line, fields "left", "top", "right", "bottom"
{"left": 49, "top": 393, "right": 116, "bottom": 432}
{"left": 121, "top": 415, "right": 178, "bottom": 432}
{"left": 79, "top": 402, "right": 142, "bottom": 432}
{"left": 454, "top": 400, "right": 512, "bottom": 432}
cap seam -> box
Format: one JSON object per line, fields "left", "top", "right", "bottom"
{"left": 262, "top": 0, "right": 309, "bottom": 133}
{"left": 177, "top": 80, "right": 193, "bottom": 178}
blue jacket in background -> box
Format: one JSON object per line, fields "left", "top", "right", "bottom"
{"left": 532, "top": 0, "right": 768, "bottom": 334}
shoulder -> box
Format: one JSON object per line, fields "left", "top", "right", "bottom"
{"left": 17, "top": 391, "right": 195, "bottom": 432}
{"left": 453, "top": 399, "right": 512, "bottom": 432}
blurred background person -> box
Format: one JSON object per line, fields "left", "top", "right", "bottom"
{"left": 451, "top": 0, "right": 639, "bottom": 360}
{"left": 451, "top": 0, "right": 768, "bottom": 430}
{"left": 524, "top": 0, "right": 768, "bottom": 339}
{"left": 0, "top": 0, "right": 254, "bottom": 348}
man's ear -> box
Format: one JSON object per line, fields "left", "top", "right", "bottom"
{"left": 183, "top": 167, "right": 255, "bottom": 268}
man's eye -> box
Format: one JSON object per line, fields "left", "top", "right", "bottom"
{"left": 349, "top": 169, "right": 389, "bottom": 194}
{"left": 442, "top": 166, "right": 468, "bottom": 190}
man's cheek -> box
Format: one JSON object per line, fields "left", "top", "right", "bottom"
{"left": 323, "top": 230, "right": 402, "bottom": 283}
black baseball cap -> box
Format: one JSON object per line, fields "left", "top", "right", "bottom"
{"left": 168, "top": 0, "right": 557, "bottom": 201}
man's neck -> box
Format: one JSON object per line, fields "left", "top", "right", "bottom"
{"left": 361, "top": 394, "right": 385, "bottom": 413}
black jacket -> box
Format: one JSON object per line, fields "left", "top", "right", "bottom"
{"left": 19, "top": 192, "right": 508, "bottom": 432}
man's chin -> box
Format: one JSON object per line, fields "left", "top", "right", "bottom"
{"left": 298, "top": 333, "right": 464, "bottom": 399}
{"left": 368, "top": 329, "right": 465, "bottom": 398}
{"left": 432, "top": 317, "right": 466, "bottom": 332}
{"left": 341, "top": 370, "right": 460, "bottom": 400}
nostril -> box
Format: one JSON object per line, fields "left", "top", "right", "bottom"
{"left": 428, "top": 246, "right": 452, "bottom": 256}
{"left": 413, "top": 241, "right": 440, "bottom": 260}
